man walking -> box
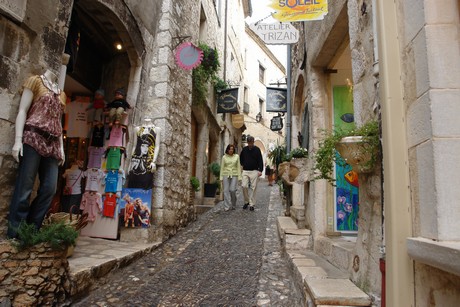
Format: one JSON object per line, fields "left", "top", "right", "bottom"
{"left": 240, "top": 136, "right": 263, "bottom": 211}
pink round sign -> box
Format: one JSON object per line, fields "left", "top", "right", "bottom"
{"left": 175, "top": 42, "right": 203, "bottom": 70}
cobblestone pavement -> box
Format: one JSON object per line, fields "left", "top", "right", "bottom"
{"left": 72, "top": 179, "right": 304, "bottom": 306}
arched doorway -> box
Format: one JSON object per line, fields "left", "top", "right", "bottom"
{"left": 60, "top": 0, "right": 144, "bottom": 238}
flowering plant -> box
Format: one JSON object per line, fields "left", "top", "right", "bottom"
{"left": 286, "top": 147, "right": 308, "bottom": 161}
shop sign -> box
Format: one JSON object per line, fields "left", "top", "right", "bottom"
{"left": 269, "top": 0, "right": 328, "bottom": 22}
{"left": 266, "top": 87, "right": 287, "bottom": 113}
{"left": 217, "top": 88, "right": 239, "bottom": 113}
{"left": 174, "top": 42, "right": 203, "bottom": 70}
{"left": 270, "top": 116, "right": 284, "bottom": 131}
{"left": 0, "top": 0, "right": 27, "bottom": 22}
{"left": 249, "top": 22, "right": 299, "bottom": 45}
{"left": 232, "top": 114, "right": 244, "bottom": 129}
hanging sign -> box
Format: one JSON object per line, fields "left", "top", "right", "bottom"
{"left": 174, "top": 42, "right": 203, "bottom": 70}
{"left": 249, "top": 22, "right": 299, "bottom": 45}
{"left": 269, "top": 0, "right": 328, "bottom": 22}
{"left": 266, "top": 87, "right": 287, "bottom": 113}
{"left": 217, "top": 88, "right": 239, "bottom": 113}
{"left": 232, "top": 114, "right": 244, "bottom": 129}
{"left": 270, "top": 115, "right": 284, "bottom": 131}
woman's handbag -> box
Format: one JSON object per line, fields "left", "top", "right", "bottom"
{"left": 63, "top": 171, "right": 82, "bottom": 195}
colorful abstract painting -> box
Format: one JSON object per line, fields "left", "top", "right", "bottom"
{"left": 333, "top": 86, "right": 358, "bottom": 232}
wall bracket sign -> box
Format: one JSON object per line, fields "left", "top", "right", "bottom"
{"left": 175, "top": 42, "right": 203, "bottom": 70}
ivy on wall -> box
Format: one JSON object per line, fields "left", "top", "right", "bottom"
{"left": 192, "top": 43, "right": 227, "bottom": 105}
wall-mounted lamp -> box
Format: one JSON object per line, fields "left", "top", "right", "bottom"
{"left": 256, "top": 112, "right": 262, "bottom": 123}
{"left": 115, "top": 42, "right": 123, "bottom": 51}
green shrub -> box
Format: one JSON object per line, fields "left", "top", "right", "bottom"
{"left": 12, "top": 221, "right": 79, "bottom": 251}
{"left": 286, "top": 147, "right": 308, "bottom": 161}
{"left": 268, "top": 143, "right": 287, "bottom": 172}
{"left": 190, "top": 176, "right": 200, "bottom": 192}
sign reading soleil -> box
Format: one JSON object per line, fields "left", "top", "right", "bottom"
{"left": 269, "top": 0, "right": 328, "bottom": 22}
{"left": 249, "top": 22, "right": 299, "bottom": 45}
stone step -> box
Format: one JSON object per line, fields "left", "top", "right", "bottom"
{"left": 277, "top": 216, "right": 311, "bottom": 251}
{"left": 277, "top": 217, "right": 371, "bottom": 307}
{"left": 305, "top": 278, "right": 371, "bottom": 306}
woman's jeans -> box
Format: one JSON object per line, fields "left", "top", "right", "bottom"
{"left": 222, "top": 176, "right": 238, "bottom": 210}
{"left": 7, "top": 144, "right": 59, "bottom": 238}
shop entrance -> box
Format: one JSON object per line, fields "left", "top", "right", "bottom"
{"left": 57, "top": 0, "right": 143, "bottom": 239}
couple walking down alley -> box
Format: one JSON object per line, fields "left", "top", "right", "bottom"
{"left": 73, "top": 179, "right": 304, "bottom": 306}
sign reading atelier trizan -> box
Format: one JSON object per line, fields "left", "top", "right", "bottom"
{"left": 217, "top": 88, "right": 239, "bottom": 113}
{"left": 249, "top": 22, "right": 299, "bottom": 45}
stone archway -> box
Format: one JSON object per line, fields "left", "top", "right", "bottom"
{"left": 67, "top": 0, "right": 145, "bottom": 105}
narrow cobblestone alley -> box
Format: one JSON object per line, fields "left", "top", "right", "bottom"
{"left": 72, "top": 179, "right": 304, "bottom": 306}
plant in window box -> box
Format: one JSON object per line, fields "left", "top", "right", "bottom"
{"left": 284, "top": 147, "right": 310, "bottom": 183}
{"left": 312, "top": 120, "right": 380, "bottom": 183}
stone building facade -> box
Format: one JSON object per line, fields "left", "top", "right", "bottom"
{"left": 0, "top": 0, "right": 250, "bottom": 243}
{"left": 289, "top": 0, "right": 382, "bottom": 304}
{"left": 288, "top": 0, "right": 460, "bottom": 305}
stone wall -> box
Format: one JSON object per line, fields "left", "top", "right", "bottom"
{"left": 289, "top": 0, "right": 383, "bottom": 300}
{"left": 0, "top": 241, "right": 70, "bottom": 306}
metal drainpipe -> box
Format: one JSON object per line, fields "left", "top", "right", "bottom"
{"left": 223, "top": 0, "right": 228, "bottom": 81}
{"left": 286, "top": 44, "right": 292, "bottom": 153}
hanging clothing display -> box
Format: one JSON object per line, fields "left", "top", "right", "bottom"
{"left": 105, "top": 147, "right": 125, "bottom": 170}
{"left": 80, "top": 191, "right": 102, "bottom": 222}
{"left": 66, "top": 100, "right": 89, "bottom": 138}
{"left": 90, "top": 124, "right": 105, "bottom": 147}
{"left": 107, "top": 125, "right": 126, "bottom": 147}
{"left": 87, "top": 146, "right": 105, "bottom": 169}
{"left": 105, "top": 170, "right": 119, "bottom": 193}
{"left": 102, "top": 193, "right": 117, "bottom": 218}
{"left": 83, "top": 168, "right": 105, "bottom": 192}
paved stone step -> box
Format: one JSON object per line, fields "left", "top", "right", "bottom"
{"left": 277, "top": 216, "right": 371, "bottom": 307}
{"left": 305, "top": 278, "right": 371, "bottom": 306}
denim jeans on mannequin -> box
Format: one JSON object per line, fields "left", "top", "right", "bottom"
{"left": 7, "top": 144, "right": 59, "bottom": 238}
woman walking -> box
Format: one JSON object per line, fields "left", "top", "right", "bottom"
{"left": 220, "top": 144, "right": 241, "bottom": 211}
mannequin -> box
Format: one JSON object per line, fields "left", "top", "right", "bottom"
{"left": 127, "top": 117, "right": 161, "bottom": 189}
{"left": 7, "top": 55, "right": 68, "bottom": 238}
{"left": 62, "top": 162, "right": 83, "bottom": 214}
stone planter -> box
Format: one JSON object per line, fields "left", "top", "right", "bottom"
{"left": 335, "top": 136, "right": 377, "bottom": 173}
{"left": 278, "top": 158, "right": 310, "bottom": 185}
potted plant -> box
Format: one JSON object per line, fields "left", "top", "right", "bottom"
{"left": 312, "top": 120, "right": 380, "bottom": 183}
{"left": 267, "top": 143, "right": 287, "bottom": 173}
{"left": 204, "top": 162, "right": 220, "bottom": 197}
{"left": 190, "top": 176, "right": 200, "bottom": 192}
{"left": 285, "top": 146, "right": 308, "bottom": 161}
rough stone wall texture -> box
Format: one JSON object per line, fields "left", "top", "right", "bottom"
{"left": 290, "top": 0, "right": 382, "bottom": 300}
{"left": 0, "top": 242, "right": 70, "bottom": 306}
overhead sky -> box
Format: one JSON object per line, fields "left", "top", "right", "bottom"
{"left": 245, "top": 0, "right": 288, "bottom": 69}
